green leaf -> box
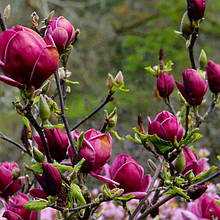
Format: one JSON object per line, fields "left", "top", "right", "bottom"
{"left": 70, "top": 158, "right": 86, "bottom": 181}
{"left": 33, "top": 95, "right": 40, "bottom": 105}
{"left": 24, "top": 200, "right": 48, "bottom": 211}
{"left": 163, "top": 60, "right": 174, "bottom": 72}
{"left": 133, "top": 127, "right": 148, "bottom": 142}
{"left": 29, "top": 163, "right": 43, "bottom": 174}
{"left": 126, "top": 135, "right": 142, "bottom": 144}
{"left": 115, "top": 193, "right": 134, "bottom": 201}
{"left": 164, "top": 186, "right": 190, "bottom": 201}
{"left": 43, "top": 124, "right": 64, "bottom": 130}
{"left": 181, "top": 128, "right": 202, "bottom": 146}
{"left": 192, "top": 166, "right": 217, "bottom": 182}
{"left": 103, "top": 184, "right": 112, "bottom": 198}
{"left": 22, "top": 116, "right": 31, "bottom": 131}
{"left": 53, "top": 163, "right": 73, "bottom": 173}
{"left": 147, "top": 134, "right": 173, "bottom": 154}
{"left": 65, "top": 80, "right": 80, "bottom": 86}
{"left": 77, "top": 132, "right": 84, "bottom": 150}
{"left": 70, "top": 183, "right": 86, "bottom": 206}
{"left": 216, "top": 200, "right": 220, "bottom": 206}
{"left": 108, "top": 128, "right": 124, "bottom": 141}
{"left": 144, "top": 66, "right": 157, "bottom": 77}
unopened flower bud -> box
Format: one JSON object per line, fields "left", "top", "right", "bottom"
{"left": 187, "top": 0, "right": 206, "bottom": 20}
{"left": 107, "top": 107, "right": 118, "bottom": 128}
{"left": 39, "top": 95, "right": 50, "bottom": 123}
{"left": 180, "top": 11, "right": 194, "bottom": 40}
{"left": 174, "top": 151, "right": 186, "bottom": 173}
{"left": 199, "top": 49, "right": 207, "bottom": 69}
{"left": 187, "top": 185, "right": 207, "bottom": 200}
{"left": 33, "top": 147, "right": 45, "bottom": 163}
{"left": 114, "top": 71, "right": 124, "bottom": 85}
{"left": 157, "top": 73, "right": 175, "bottom": 97}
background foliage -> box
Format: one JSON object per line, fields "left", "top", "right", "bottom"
{"left": 0, "top": 0, "right": 219, "bottom": 166}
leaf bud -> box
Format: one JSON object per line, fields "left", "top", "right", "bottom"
{"left": 39, "top": 95, "right": 51, "bottom": 124}
{"left": 174, "top": 151, "right": 186, "bottom": 173}
{"left": 180, "top": 11, "right": 194, "bottom": 40}
{"left": 199, "top": 49, "right": 207, "bottom": 69}
{"left": 33, "top": 147, "right": 45, "bottom": 163}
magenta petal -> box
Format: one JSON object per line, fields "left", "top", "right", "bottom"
{"left": 139, "top": 174, "right": 151, "bottom": 192}
{"left": 176, "top": 81, "right": 187, "bottom": 99}
{"left": 30, "top": 188, "right": 49, "bottom": 199}
{"left": 3, "top": 210, "right": 23, "bottom": 220}
{"left": 0, "top": 75, "right": 24, "bottom": 88}
{"left": 90, "top": 171, "right": 120, "bottom": 186}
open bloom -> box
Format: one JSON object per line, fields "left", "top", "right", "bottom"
{"left": 148, "top": 111, "right": 183, "bottom": 143}
{"left": 157, "top": 73, "right": 175, "bottom": 97}
{"left": 92, "top": 154, "right": 151, "bottom": 199}
{"left": 0, "top": 162, "right": 22, "bottom": 199}
{"left": 185, "top": 193, "right": 220, "bottom": 219}
{"left": 176, "top": 69, "right": 207, "bottom": 106}
{"left": 2, "top": 192, "right": 37, "bottom": 220}
{"left": 206, "top": 60, "right": 220, "bottom": 94}
{"left": 45, "top": 16, "right": 75, "bottom": 52}
{"left": 181, "top": 146, "right": 208, "bottom": 175}
{"left": 34, "top": 128, "right": 69, "bottom": 162}
{"left": 187, "top": 0, "right": 206, "bottom": 20}
{"left": 68, "top": 129, "right": 113, "bottom": 173}
{"left": 0, "top": 26, "right": 59, "bottom": 89}
{"left": 35, "top": 162, "right": 61, "bottom": 196}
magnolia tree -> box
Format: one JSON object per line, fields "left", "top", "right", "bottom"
{"left": 0, "top": 0, "right": 219, "bottom": 220}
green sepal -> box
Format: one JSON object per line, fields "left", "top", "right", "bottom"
{"left": 69, "top": 158, "right": 85, "bottom": 181}
{"left": 22, "top": 116, "right": 31, "bottom": 131}
{"left": 65, "top": 80, "right": 80, "bottom": 86}
{"left": 24, "top": 200, "right": 48, "bottom": 211}
{"left": 115, "top": 193, "right": 134, "bottom": 201}
{"left": 28, "top": 162, "right": 43, "bottom": 174}
{"left": 103, "top": 184, "right": 112, "bottom": 198}
{"left": 144, "top": 66, "right": 158, "bottom": 77}
{"left": 53, "top": 163, "right": 73, "bottom": 173}
{"left": 43, "top": 124, "right": 64, "bottom": 130}
{"left": 126, "top": 134, "right": 142, "bottom": 144}
{"left": 108, "top": 128, "right": 124, "bottom": 141}
{"left": 77, "top": 132, "right": 84, "bottom": 150}
{"left": 162, "top": 60, "right": 174, "bottom": 72}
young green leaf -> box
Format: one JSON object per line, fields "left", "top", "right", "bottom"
{"left": 24, "top": 200, "right": 48, "bottom": 211}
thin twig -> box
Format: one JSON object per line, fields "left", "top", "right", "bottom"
{"left": 54, "top": 70, "right": 78, "bottom": 162}
{"left": 0, "top": 131, "right": 28, "bottom": 153}
{"left": 188, "top": 27, "right": 199, "bottom": 70}
{"left": 137, "top": 194, "right": 175, "bottom": 220}
{"left": 71, "top": 92, "right": 114, "bottom": 131}
{"left": 24, "top": 104, "right": 53, "bottom": 163}
{"left": 196, "top": 93, "right": 219, "bottom": 127}
{"left": 165, "top": 97, "right": 176, "bottom": 116}
{"left": 0, "top": 10, "right": 7, "bottom": 31}
{"left": 130, "top": 161, "right": 163, "bottom": 219}
{"left": 184, "top": 105, "right": 190, "bottom": 138}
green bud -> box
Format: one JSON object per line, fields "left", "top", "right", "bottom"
{"left": 199, "top": 49, "right": 207, "bottom": 69}
{"left": 39, "top": 95, "right": 50, "bottom": 124}
{"left": 33, "top": 147, "right": 45, "bottom": 162}
{"left": 174, "top": 151, "right": 186, "bottom": 173}
{"left": 180, "top": 11, "right": 194, "bottom": 40}
{"left": 107, "top": 74, "right": 114, "bottom": 90}
{"left": 41, "top": 81, "right": 51, "bottom": 94}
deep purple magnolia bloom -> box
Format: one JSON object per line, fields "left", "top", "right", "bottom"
{"left": 68, "top": 129, "right": 113, "bottom": 173}
{"left": 34, "top": 128, "right": 69, "bottom": 162}
{"left": 2, "top": 192, "right": 37, "bottom": 220}
{"left": 0, "top": 162, "right": 21, "bottom": 199}
{"left": 148, "top": 111, "right": 183, "bottom": 143}
{"left": 206, "top": 60, "right": 220, "bottom": 94}
{"left": 45, "top": 16, "right": 75, "bottom": 52}
{"left": 176, "top": 69, "right": 208, "bottom": 106}
{"left": 91, "top": 154, "right": 151, "bottom": 199}
{"left": 157, "top": 73, "right": 175, "bottom": 97}
{"left": 186, "top": 193, "right": 220, "bottom": 219}
{"left": 187, "top": 185, "right": 207, "bottom": 200}
{"left": 0, "top": 26, "right": 59, "bottom": 89}
{"left": 187, "top": 0, "right": 206, "bottom": 20}
{"left": 181, "top": 146, "right": 208, "bottom": 175}
{"left": 35, "top": 162, "right": 61, "bottom": 196}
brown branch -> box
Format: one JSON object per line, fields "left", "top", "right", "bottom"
{"left": 0, "top": 131, "right": 28, "bottom": 154}
{"left": 54, "top": 70, "right": 78, "bottom": 163}
{"left": 0, "top": 10, "right": 7, "bottom": 31}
